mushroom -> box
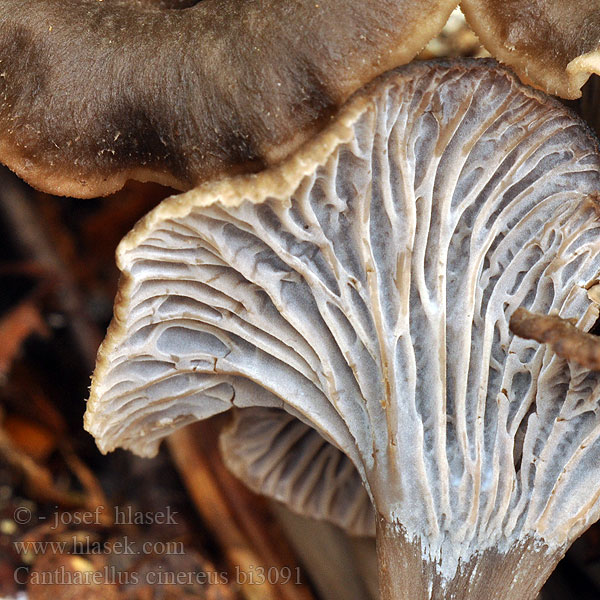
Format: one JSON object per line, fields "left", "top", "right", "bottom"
{"left": 460, "top": 0, "right": 600, "bottom": 99}
{"left": 85, "top": 58, "right": 600, "bottom": 598}
{"left": 0, "top": 0, "right": 458, "bottom": 198}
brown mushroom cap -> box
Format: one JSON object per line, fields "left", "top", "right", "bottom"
{"left": 0, "top": 0, "right": 458, "bottom": 198}
{"left": 461, "top": 0, "right": 600, "bottom": 99}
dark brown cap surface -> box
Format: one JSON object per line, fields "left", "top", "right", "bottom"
{"left": 461, "top": 0, "right": 600, "bottom": 98}
{"left": 0, "top": 0, "right": 458, "bottom": 197}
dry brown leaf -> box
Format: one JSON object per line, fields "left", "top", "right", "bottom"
{"left": 0, "top": 299, "right": 49, "bottom": 378}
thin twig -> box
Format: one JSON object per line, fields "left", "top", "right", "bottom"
{"left": 509, "top": 307, "right": 600, "bottom": 370}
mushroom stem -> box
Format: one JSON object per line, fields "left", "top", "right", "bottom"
{"left": 509, "top": 307, "right": 600, "bottom": 370}
{"left": 376, "top": 518, "right": 561, "bottom": 600}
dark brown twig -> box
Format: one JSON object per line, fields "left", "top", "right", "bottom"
{"left": 509, "top": 307, "right": 600, "bottom": 370}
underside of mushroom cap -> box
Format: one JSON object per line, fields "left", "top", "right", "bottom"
{"left": 86, "top": 59, "right": 600, "bottom": 582}
{"left": 460, "top": 0, "right": 600, "bottom": 99}
{"left": 0, "top": 0, "right": 458, "bottom": 197}
{"left": 221, "top": 407, "right": 375, "bottom": 536}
